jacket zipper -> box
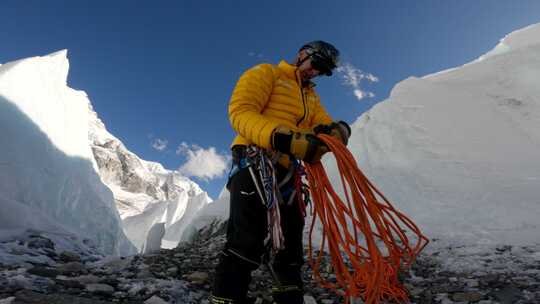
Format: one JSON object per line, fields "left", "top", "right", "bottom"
{"left": 296, "top": 72, "right": 307, "bottom": 127}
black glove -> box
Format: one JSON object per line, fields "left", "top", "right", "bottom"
{"left": 313, "top": 120, "right": 351, "bottom": 145}
{"left": 272, "top": 126, "right": 328, "bottom": 164}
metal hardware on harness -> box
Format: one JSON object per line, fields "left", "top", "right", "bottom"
{"left": 243, "top": 146, "right": 285, "bottom": 254}
{"left": 227, "top": 145, "right": 312, "bottom": 289}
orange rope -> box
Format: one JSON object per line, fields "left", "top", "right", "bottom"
{"left": 305, "top": 134, "right": 429, "bottom": 304}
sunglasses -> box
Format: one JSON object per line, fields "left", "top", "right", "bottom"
{"left": 306, "top": 51, "right": 335, "bottom": 76}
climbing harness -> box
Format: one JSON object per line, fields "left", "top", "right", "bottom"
{"left": 229, "top": 146, "right": 285, "bottom": 254}
{"left": 228, "top": 145, "right": 314, "bottom": 293}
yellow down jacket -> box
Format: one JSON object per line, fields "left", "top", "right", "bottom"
{"left": 229, "top": 60, "right": 333, "bottom": 150}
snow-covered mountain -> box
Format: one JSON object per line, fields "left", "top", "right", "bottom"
{"left": 343, "top": 22, "right": 540, "bottom": 247}
{"left": 0, "top": 50, "right": 212, "bottom": 256}
{"left": 1, "top": 22, "right": 540, "bottom": 304}
{"left": 2, "top": 22, "right": 538, "bottom": 261}
{"left": 188, "top": 23, "right": 540, "bottom": 250}
{"left": 89, "top": 109, "right": 212, "bottom": 251}
{"left": 0, "top": 51, "right": 135, "bottom": 255}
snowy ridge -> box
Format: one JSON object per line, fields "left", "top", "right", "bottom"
{"left": 477, "top": 22, "right": 540, "bottom": 61}
{"left": 180, "top": 190, "right": 229, "bottom": 243}
{"left": 426, "top": 23, "right": 540, "bottom": 79}
{"left": 346, "top": 22, "right": 540, "bottom": 247}
{"left": 89, "top": 104, "right": 213, "bottom": 251}
{"left": 0, "top": 51, "right": 135, "bottom": 255}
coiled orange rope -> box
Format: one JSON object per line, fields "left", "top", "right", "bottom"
{"left": 305, "top": 134, "right": 429, "bottom": 304}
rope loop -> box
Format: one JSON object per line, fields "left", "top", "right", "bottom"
{"left": 305, "top": 134, "right": 429, "bottom": 304}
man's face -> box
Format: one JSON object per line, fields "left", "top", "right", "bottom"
{"left": 297, "top": 50, "right": 322, "bottom": 81}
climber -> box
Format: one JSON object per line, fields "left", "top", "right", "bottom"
{"left": 210, "top": 41, "right": 351, "bottom": 304}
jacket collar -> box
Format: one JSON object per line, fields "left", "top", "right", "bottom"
{"left": 277, "top": 60, "right": 316, "bottom": 89}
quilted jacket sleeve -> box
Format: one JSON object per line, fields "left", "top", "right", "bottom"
{"left": 228, "top": 64, "right": 281, "bottom": 149}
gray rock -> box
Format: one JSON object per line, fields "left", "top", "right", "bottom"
{"left": 42, "top": 248, "right": 58, "bottom": 258}
{"left": 99, "top": 277, "right": 120, "bottom": 288}
{"left": 166, "top": 266, "right": 178, "bottom": 276}
{"left": 59, "top": 251, "right": 81, "bottom": 263}
{"left": 4, "top": 232, "right": 540, "bottom": 304}
{"left": 136, "top": 269, "right": 154, "bottom": 279}
{"left": 512, "top": 276, "right": 530, "bottom": 288}
{"left": 102, "top": 256, "right": 131, "bottom": 272}
{"left": 253, "top": 297, "right": 263, "bottom": 304}
{"left": 489, "top": 285, "right": 522, "bottom": 304}
{"left": 480, "top": 273, "right": 504, "bottom": 287}
{"left": 54, "top": 277, "right": 84, "bottom": 289}
{"left": 12, "top": 290, "right": 112, "bottom": 304}
{"left": 57, "top": 262, "right": 86, "bottom": 276}
{"left": 26, "top": 236, "right": 55, "bottom": 250}
{"left": 112, "top": 291, "right": 127, "bottom": 298}
{"left": 0, "top": 297, "right": 15, "bottom": 304}
{"left": 73, "top": 274, "right": 101, "bottom": 284}
{"left": 144, "top": 295, "right": 168, "bottom": 304}
{"left": 419, "top": 290, "right": 434, "bottom": 304}
{"left": 85, "top": 283, "right": 115, "bottom": 295}
{"left": 7, "top": 274, "right": 34, "bottom": 290}
{"left": 451, "top": 292, "right": 483, "bottom": 302}
{"left": 303, "top": 295, "right": 317, "bottom": 304}
{"left": 184, "top": 271, "right": 209, "bottom": 284}
{"left": 465, "top": 279, "right": 480, "bottom": 288}
{"left": 27, "top": 266, "right": 60, "bottom": 278}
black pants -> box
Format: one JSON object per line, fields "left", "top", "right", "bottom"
{"left": 212, "top": 149, "right": 305, "bottom": 304}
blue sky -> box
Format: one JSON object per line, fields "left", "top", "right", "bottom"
{"left": 1, "top": 1, "right": 540, "bottom": 199}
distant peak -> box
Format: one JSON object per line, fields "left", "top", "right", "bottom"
{"left": 500, "top": 22, "right": 540, "bottom": 47}
{"left": 0, "top": 49, "right": 71, "bottom": 87}
{"left": 479, "top": 22, "right": 540, "bottom": 61}
{"left": 424, "top": 22, "right": 540, "bottom": 79}
{"left": 47, "top": 49, "right": 68, "bottom": 59}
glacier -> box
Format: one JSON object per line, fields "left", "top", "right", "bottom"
{"left": 2, "top": 22, "right": 539, "bottom": 260}
{"left": 340, "top": 22, "right": 540, "bottom": 247}
{"left": 0, "top": 51, "right": 135, "bottom": 255}
{"left": 0, "top": 49, "right": 213, "bottom": 256}
{"left": 89, "top": 109, "right": 213, "bottom": 251}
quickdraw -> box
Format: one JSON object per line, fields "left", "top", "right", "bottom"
{"left": 228, "top": 146, "right": 314, "bottom": 273}
{"left": 292, "top": 158, "right": 310, "bottom": 220}
{"left": 244, "top": 146, "right": 284, "bottom": 253}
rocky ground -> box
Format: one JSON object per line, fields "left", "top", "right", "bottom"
{"left": 1, "top": 230, "right": 539, "bottom": 304}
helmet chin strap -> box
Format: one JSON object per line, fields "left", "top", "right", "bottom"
{"left": 295, "top": 53, "right": 313, "bottom": 87}
{"left": 295, "top": 53, "right": 311, "bottom": 67}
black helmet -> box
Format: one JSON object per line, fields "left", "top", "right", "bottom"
{"left": 300, "top": 40, "right": 340, "bottom": 76}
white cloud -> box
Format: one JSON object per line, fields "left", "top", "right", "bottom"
{"left": 176, "top": 142, "right": 230, "bottom": 181}
{"left": 151, "top": 138, "right": 168, "bottom": 151}
{"left": 354, "top": 89, "right": 375, "bottom": 100}
{"left": 337, "top": 63, "right": 378, "bottom": 101}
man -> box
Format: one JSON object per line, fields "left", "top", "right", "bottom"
{"left": 211, "top": 41, "right": 351, "bottom": 304}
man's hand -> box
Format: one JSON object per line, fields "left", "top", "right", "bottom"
{"left": 272, "top": 126, "right": 328, "bottom": 164}
{"left": 313, "top": 121, "right": 351, "bottom": 145}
